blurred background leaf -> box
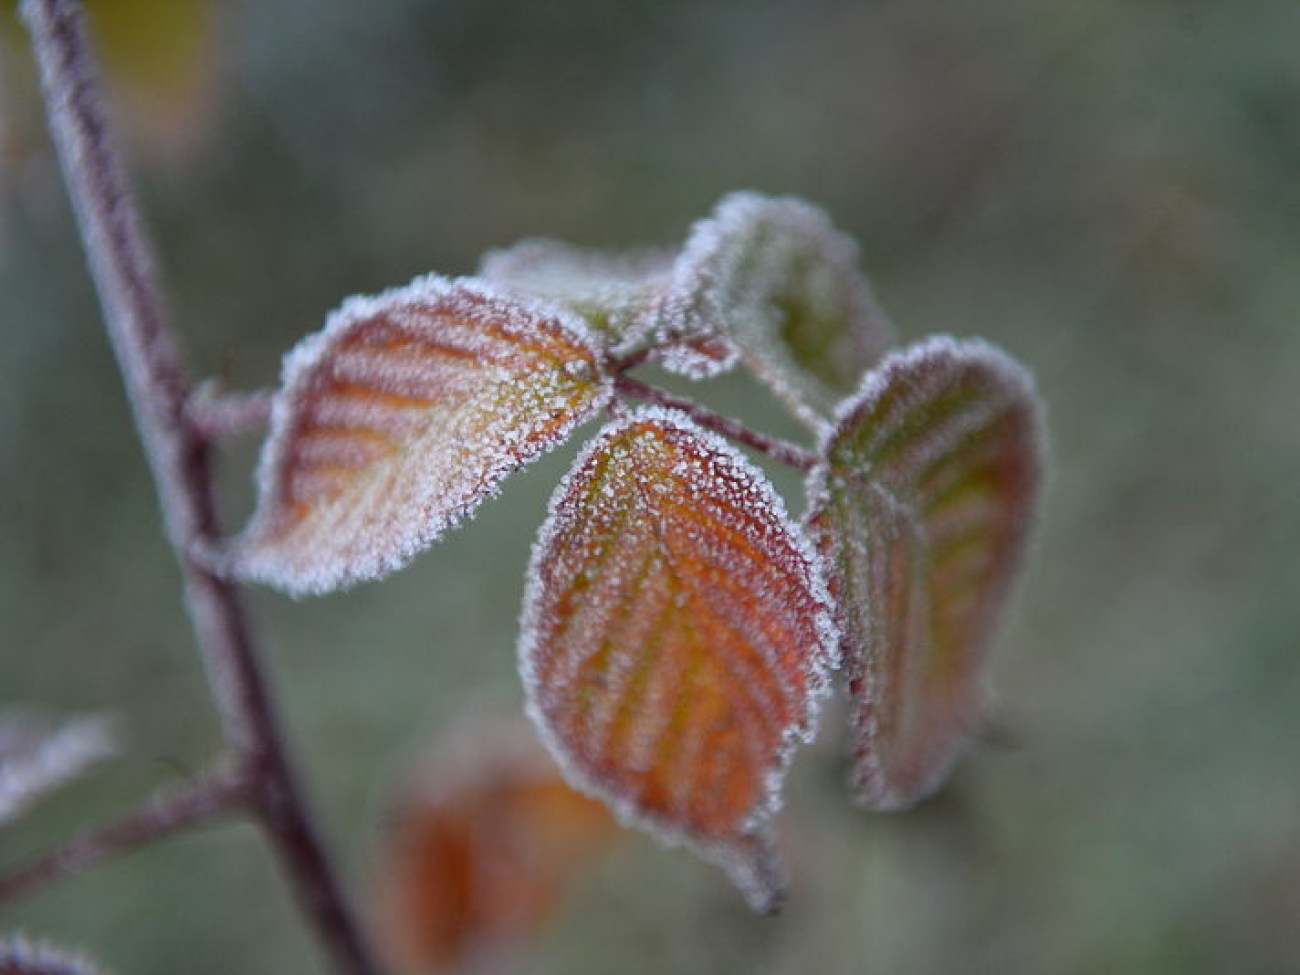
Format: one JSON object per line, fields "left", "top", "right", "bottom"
{"left": 2, "top": 0, "right": 1298, "bottom": 973}
{"left": 2, "top": 0, "right": 221, "bottom": 168}
{"left": 372, "top": 715, "right": 618, "bottom": 975}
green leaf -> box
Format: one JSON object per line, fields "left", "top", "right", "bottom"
{"left": 656, "top": 192, "right": 893, "bottom": 415}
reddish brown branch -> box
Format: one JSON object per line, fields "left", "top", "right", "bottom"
{"left": 0, "top": 768, "right": 248, "bottom": 906}
{"left": 19, "top": 3, "right": 383, "bottom": 973}
{"left": 614, "top": 375, "right": 819, "bottom": 472}
{"left": 607, "top": 346, "right": 653, "bottom": 373}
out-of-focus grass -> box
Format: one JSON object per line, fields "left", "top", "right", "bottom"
{"left": 2, "top": 0, "right": 1298, "bottom": 972}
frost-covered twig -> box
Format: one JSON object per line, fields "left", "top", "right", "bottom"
{"left": 185, "top": 383, "right": 274, "bottom": 440}
{"left": 19, "top": 3, "right": 383, "bottom": 973}
{"left": 614, "top": 374, "right": 818, "bottom": 472}
{"left": 0, "top": 767, "right": 246, "bottom": 907}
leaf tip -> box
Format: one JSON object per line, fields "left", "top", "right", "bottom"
{"left": 717, "top": 828, "right": 788, "bottom": 916}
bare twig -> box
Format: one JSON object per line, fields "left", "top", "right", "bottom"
{"left": 19, "top": 3, "right": 383, "bottom": 973}
{"left": 0, "top": 768, "right": 248, "bottom": 906}
{"left": 614, "top": 375, "right": 819, "bottom": 472}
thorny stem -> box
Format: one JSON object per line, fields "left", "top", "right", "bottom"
{"left": 0, "top": 767, "right": 249, "bottom": 906}
{"left": 614, "top": 375, "right": 819, "bottom": 472}
{"left": 19, "top": 3, "right": 383, "bottom": 973}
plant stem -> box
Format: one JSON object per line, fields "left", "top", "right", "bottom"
{"left": 0, "top": 768, "right": 248, "bottom": 906}
{"left": 186, "top": 384, "right": 275, "bottom": 440}
{"left": 607, "top": 347, "right": 652, "bottom": 373}
{"left": 20, "top": 3, "right": 383, "bottom": 973}
{"left": 614, "top": 375, "right": 819, "bottom": 472}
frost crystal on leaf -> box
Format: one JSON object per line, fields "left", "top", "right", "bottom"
{"left": 807, "top": 337, "right": 1044, "bottom": 810}
{"left": 233, "top": 275, "right": 613, "bottom": 595}
{"left": 0, "top": 711, "right": 117, "bottom": 827}
{"left": 654, "top": 192, "right": 893, "bottom": 411}
{"left": 519, "top": 407, "right": 838, "bottom": 913}
{"left": 478, "top": 239, "right": 673, "bottom": 356}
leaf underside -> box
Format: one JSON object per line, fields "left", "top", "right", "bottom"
{"left": 520, "top": 407, "right": 836, "bottom": 912}
{"left": 807, "top": 337, "right": 1044, "bottom": 810}
{"left": 655, "top": 192, "right": 893, "bottom": 416}
{"left": 234, "top": 275, "right": 612, "bottom": 595}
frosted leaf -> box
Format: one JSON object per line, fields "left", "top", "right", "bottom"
{"left": 479, "top": 239, "right": 673, "bottom": 355}
{"left": 652, "top": 331, "right": 741, "bottom": 381}
{"left": 233, "top": 275, "right": 612, "bottom": 595}
{"left": 807, "top": 337, "right": 1044, "bottom": 810}
{"left": 0, "top": 711, "right": 117, "bottom": 827}
{"left": 520, "top": 407, "right": 838, "bottom": 913}
{"left": 0, "top": 937, "right": 109, "bottom": 975}
{"left": 656, "top": 192, "right": 893, "bottom": 413}
{"left": 373, "top": 714, "right": 618, "bottom": 973}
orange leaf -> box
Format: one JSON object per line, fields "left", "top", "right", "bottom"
{"left": 373, "top": 723, "right": 618, "bottom": 974}
{"left": 233, "top": 276, "right": 611, "bottom": 594}
{"left": 807, "top": 338, "right": 1044, "bottom": 810}
{"left": 520, "top": 407, "right": 837, "bottom": 912}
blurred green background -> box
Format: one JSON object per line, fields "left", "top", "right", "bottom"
{"left": 3, "top": 0, "right": 1299, "bottom": 972}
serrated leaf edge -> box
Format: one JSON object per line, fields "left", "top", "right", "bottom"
{"left": 657, "top": 191, "right": 894, "bottom": 415}
{"left": 806, "top": 334, "right": 1046, "bottom": 809}
{"left": 519, "top": 404, "right": 841, "bottom": 912}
